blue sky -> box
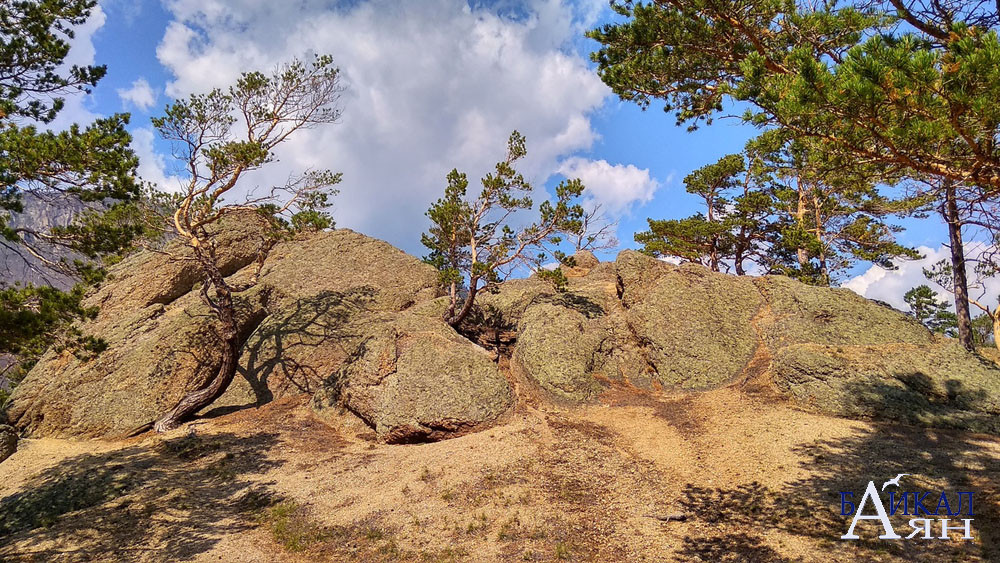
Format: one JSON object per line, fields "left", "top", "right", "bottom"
{"left": 58, "top": 0, "right": 985, "bottom": 309}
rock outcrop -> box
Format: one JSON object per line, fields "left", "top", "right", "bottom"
{"left": 484, "top": 250, "right": 1000, "bottom": 433}
{"left": 5, "top": 220, "right": 1000, "bottom": 442}
{"left": 6, "top": 219, "right": 511, "bottom": 442}
{"left": 312, "top": 310, "right": 513, "bottom": 443}
{"left": 4, "top": 215, "right": 274, "bottom": 438}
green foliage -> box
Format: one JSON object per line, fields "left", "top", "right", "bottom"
{"left": 537, "top": 267, "right": 570, "bottom": 292}
{"left": 0, "top": 282, "right": 104, "bottom": 385}
{"left": 147, "top": 56, "right": 344, "bottom": 431}
{"left": 154, "top": 55, "right": 342, "bottom": 246}
{"left": 260, "top": 500, "right": 332, "bottom": 552}
{"left": 0, "top": 0, "right": 107, "bottom": 123}
{"left": 924, "top": 259, "right": 955, "bottom": 291}
{"left": 0, "top": 0, "right": 139, "bottom": 251}
{"left": 904, "top": 285, "right": 958, "bottom": 336}
{"left": 971, "top": 313, "right": 995, "bottom": 346}
{"left": 636, "top": 139, "right": 917, "bottom": 284}
{"left": 422, "top": 131, "right": 585, "bottom": 325}
{"left": 588, "top": 0, "right": 1000, "bottom": 192}
{"left": 290, "top": 185, "right": 338, "bottom": 232}
{"left": 0, "top": 0, "right": 141, "bottom": 396}
{"left": 589, "top": 0, "right": 1000, "bottom": 298}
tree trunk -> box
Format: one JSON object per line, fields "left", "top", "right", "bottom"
{"left": 796, "top": 178, "right": 809, "bottom": 268}
{"left": 993, "top": 312, "right": 1000, "bottom": 354}
{"left": 154, "top": 251, "right": 242, "bottom": 432}
{"left": 943, "top": 182, "right": 975, "bottom": 351}
{"left": 447, "top": 281, "right": 457, "bottom": 320}
{"left": 446, "top": 278, "right": 479, "bottom": 327}
{"left": 153, "top": 323, "right": 239, "bottom": 432}
{"left": 813, "top": 194, "right": 829, "bottom": 286}
{"left": 706, "top": 193, "right": 720, "bottom": 272}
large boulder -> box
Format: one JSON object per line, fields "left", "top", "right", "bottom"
{"left": 616, "top": 253, "right": 765, "bottom": 388}
{"left": 4, "top": 224, "right": 458, "bottom": 439}
{"left": 480, "top": 267, "right": 651, "bottom": 402}
{"left": 4, "top": 214, "right": 273, "bottom": 438}
{"left": 312, "top": 310, "right": 513, "bottom": 443}
{"left": 760, "top": 276, "right": 1000, "bottom": 433}
{"left": 220, "top": 229, "right": 443, "bottom": 407}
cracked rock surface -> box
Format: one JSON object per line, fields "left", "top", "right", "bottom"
{"left": 7, "top": 222, "right": 1000, "bottom": 442}
{"left": 6, "top": 221, "right": 510, "bottom": 442}
{"left": 485, "top": 250, "right": 1000, "bottom": 433}
{"left": 311, "top": 309, "right": 513, "bottom": 443}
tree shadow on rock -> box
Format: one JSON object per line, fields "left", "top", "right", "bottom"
{"left": 552, "top": 293, "right": 605, "bottom": 319}
{"left": 0, "top": 432, "right": 284, "bottom": 561}
{"left": 231, "top": 287, "right": 376, "bottom": 409}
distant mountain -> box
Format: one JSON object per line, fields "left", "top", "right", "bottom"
{"left": 0, "top": 193, "right": 90, "bottom": 290}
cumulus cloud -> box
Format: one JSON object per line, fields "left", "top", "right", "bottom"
{"left": 844, "top": 243, "right": 1000, "bottom": 313}
{"left": 131, "top": 128, "right": 186, "bottom": 193}
{"left": 152, "top": 0, "right": 610, "bottom": 252}
{"left": 557, "top": 157, "right": 661, "bottom": 215}
{"left": 44, "top": 5, "right": 106, "bottom": 131}
{"left": 117, "top": 78, "right": 157, "bottom": 111}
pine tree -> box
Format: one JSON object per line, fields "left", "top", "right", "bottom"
{"left": 148, "top": 56, "right": 343, "bottom": 432}
{"left": 588, "top": 0, "right": 1000, "bottom": 191}
{"left": 637, "top": 140, "right": 916, "bottom": 283}
{"left": 748, "top": 134, "right": 919, "bottom": 285}
{"left": 588, "top": 0, "right": 1000, "bottom": 333}
{"left": 422, "top": 131, "right": 585, "bottom": 327}
{"left": 636, "top": 153, "right": 758, "bottom": 273}
{"left": 904, "top": 285, "right": 958, "bottom": 336}
{"left": 0, "top": 0, "right": 140, "bottom": 388}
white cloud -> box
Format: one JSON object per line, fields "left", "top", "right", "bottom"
{"left": 844, "top": 243, "right": 1000, "bottom": 313}
{"left": 152, "top": 0, "right": 610, "bottom": 251}
{"left": 117, "top": 78, "right": 157, "bottom": 111}
{"left": 557, "top": 157, "right": 661, "bottom": 214}
{"left": 100, "top": 0, "right": 144, "bottom": 26}
{"left": 44, "top": 5, "right": 106, "bottom": 131}
{"left": 131, "top": 128, "right": 186, "bottom": 193}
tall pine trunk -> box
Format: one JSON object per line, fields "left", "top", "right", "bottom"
{"left": 796, "top": 179, "right": 809, "bottom": 269}
{"left": 943, "top": 181, "right": 974, "bottom": 351}
{"left": 993, "top": 312, "right": 1000, "bottom": 354}
{"left": 812, "top": 194, "right": 830, "bottom": 286}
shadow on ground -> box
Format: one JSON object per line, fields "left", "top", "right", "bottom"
{"left": 0, "top": 432, "right": 283, "bottom": 562}
{"left": 677, "top": 377, "right": 1000, "bottom": 562}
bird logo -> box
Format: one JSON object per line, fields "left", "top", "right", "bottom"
{"left": 881, "top": 474, "right": 910, "bottom": 491}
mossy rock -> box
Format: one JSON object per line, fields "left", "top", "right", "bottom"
{"left": 615, "top": 253, "right": 764, "bottom": 389}
{"left": 8, "top": 226, "right": 443, "bottom": 439}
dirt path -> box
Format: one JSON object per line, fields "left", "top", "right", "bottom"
{"left": 1, "top": 389, "right": 998, "bottom": 562}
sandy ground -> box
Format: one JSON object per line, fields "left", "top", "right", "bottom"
{"left": 1, "top": 385, "right": 999, "bottom": 562}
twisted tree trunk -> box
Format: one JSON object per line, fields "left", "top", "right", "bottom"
{"left": 153, "top": 249, "right": 241, "bottom": 432}
{"left": 446, "top": 278, "right": 479, "bottom": 327}
{"left": 153, "top": 320, "right": 239, "bottom": 432}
